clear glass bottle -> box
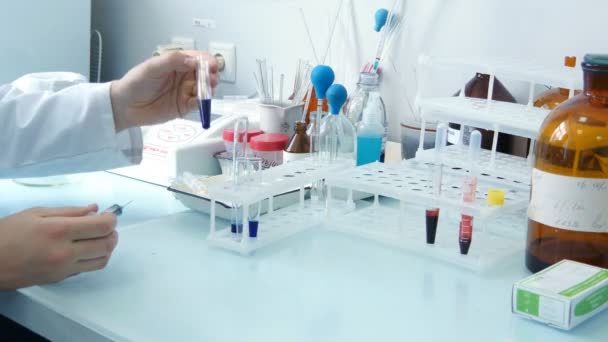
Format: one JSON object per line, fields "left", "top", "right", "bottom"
{"left": 319, "top": 112, "right": 356, "bottom": 162}
{"left": 526, "top": 54, "right": 608, "bottom": 272}
{"left": 534, "top": 56, "right": 582, "bottom": 110}
{"left": 345, "top": 72, "right": 387, "bottom": 149}
{"left": 356, "top": 92, "right": 384, "bottom": 166}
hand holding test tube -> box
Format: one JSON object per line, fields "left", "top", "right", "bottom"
{"left": 197, "top": 55, "right": 212, "bottom": 129}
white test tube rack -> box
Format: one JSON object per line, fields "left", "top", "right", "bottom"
{"left": 324, "top": 160, "right": 530, "bottom": 272}
{"left": 205, "top": 158, "right": 353, "bottom": 255}
{"left": 413, "top": 54, "right": 581, "bottom": 185}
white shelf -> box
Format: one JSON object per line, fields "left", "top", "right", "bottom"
{"left": 415, "top": 144, "right": 532, "bottom": 185}
{"left": 418, "top": 97, "right": 550, "bottom": 139}
{"left": 419, "top": 55, "right": 582, "bottom": 90}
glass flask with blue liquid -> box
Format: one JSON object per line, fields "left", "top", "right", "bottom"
{"left": 356, "top": 92, "right": 384, "bottom": 166}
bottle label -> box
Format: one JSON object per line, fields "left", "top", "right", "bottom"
{"left": 528, "top": 169, "right": 608, "bottom": 233}
{"left": 447, "top": 127, "right": 461, "bottom": 145}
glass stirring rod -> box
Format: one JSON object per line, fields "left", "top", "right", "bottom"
{"left": 197, "top": 55, "right": 212, "bottom": 129}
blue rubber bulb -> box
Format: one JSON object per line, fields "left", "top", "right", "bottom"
{"left": 374, "top": 9, "right": 389, "bottom": 32}
{"left": 326, "top": 84, "right": 348, "bottom": 115}
{"left": 311, "top": 65, "right": 335, "bottom": 100}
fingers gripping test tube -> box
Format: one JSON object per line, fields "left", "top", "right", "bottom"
{"left": 197, "top": 56, "right": 212, "bottom": 129}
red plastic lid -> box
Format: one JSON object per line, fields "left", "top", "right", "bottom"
{"left": 222, "top": 129, "right": 263, "bottom": 143}
{"left": 250, "top": 134, "right": 290, "bottom": 152}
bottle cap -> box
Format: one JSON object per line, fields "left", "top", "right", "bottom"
{"left": 223, "top": 128, "right": 263, "bottom": 143}
{"left": 583, "top": 54, "right": 608, "bottom": 72}
{"left": 564, "top": 56, "right": 577, "bottom": 68}
{"left": 250, "top": 133, "right": 290, "bottom": 152}
{"left": 487, "top": 189, "right": 505, "bottom": 206}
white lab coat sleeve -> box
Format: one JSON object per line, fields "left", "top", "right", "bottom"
{"left": 0, "top": 81, "right": 143, "bottom": 178}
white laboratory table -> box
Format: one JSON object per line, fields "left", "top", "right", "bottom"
{"left": 0, "top": 172, "right": 606, "bottom": 342}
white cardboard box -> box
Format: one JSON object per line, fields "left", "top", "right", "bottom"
{"left": 512, "top": 260, "right": 608, "bottom": 330}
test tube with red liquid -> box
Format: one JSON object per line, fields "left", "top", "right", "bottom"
{"left": 459, "top": 130, "right": 482, "bottom": 255}
{"left": 426, "top": 124, "right": 447, "bottom": 244}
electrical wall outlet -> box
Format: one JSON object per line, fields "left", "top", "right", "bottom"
{"left": 193, "top": 18, "right": 216, "bottom": 29}
{"left": 209, "top": 41, "right": 236, "bottom": 83}
{"left": 171, "top": 37, "right": 196, "bottom": 50}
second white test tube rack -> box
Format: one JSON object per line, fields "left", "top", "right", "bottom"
{"left": 324, "top": 160, "right": 530, "bottom": 272}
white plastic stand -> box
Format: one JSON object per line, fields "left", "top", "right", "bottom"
{"left": 205, "top": 158, "right": 352, "bottom": 254}
{"left": 414, "top": 54, "right": 580, "bottom": 180}
{"left": 324, "top": 160, "right": 529, "bottom": 272}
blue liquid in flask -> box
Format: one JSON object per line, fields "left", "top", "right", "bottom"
{"left": 356, "top": 135, "right": 383, "bottom": 166}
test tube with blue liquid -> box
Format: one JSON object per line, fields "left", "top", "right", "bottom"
{"left": 197, "top": 55, "right": 212, "bottom": 129}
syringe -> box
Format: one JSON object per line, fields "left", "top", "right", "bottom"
{"left": 459, "top": 130, "right": 482, "bottom": 255}
{"left": 101, "top": 201, "right": 133, "bottom": 216}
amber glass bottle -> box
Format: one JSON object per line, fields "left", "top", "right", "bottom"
{"left": 284, "top": 121, "right": 310, "bottom": 162}
{"left": 449, "top": 73, "right": 525, "bottom": 156}
{"left": 534, "top": 56, "right": 582, "bottom": 109}
{"left": 526, "top": 54, "right": 608, "bottom": 272}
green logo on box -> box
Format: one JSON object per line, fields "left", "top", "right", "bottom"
{"left": 517, "top": 289, "right": 540, "bottom": 317}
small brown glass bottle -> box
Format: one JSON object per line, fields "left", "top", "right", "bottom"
{"left": 526, "top": 54, "right": 608, "bottom": 272}
{"left": 283, "top": 121, "right": 310, "bottom": 163}
{"left": 534, "top": 56, "right": 582, "bottom": 110}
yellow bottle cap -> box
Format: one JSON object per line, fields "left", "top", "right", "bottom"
{"left": 487, "top": 189, "right": 505, "bottom": 206}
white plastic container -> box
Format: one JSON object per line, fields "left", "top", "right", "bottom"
{"left": 250, "top": 133, "right": 289, "bottom": 168}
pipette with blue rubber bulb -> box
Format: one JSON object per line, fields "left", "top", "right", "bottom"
{"left": 197, "top": 55, "right": 212, "bottom": 129}
{"left": 426, "top": 124, "right": 447, "bottom": 244}
{"left": 370, "top": 8, "right": 389, "bottom": 72}
{"left": 310, "top": 65, "right": 335, "bottom": 159}
{"left": 459, "top": 130, "right": 482, "bottom": 255}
